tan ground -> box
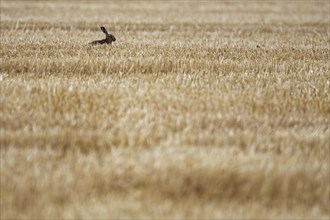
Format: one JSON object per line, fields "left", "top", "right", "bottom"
{"left": 0, "top": 0, "right": 329, "bottom": 219}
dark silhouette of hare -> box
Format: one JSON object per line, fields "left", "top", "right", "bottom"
{"left": 89, "top": 27, "right": 116, "bottom": 45}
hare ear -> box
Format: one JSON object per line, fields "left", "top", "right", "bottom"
{"left": 100, "top": 26, "right": 109, "bottom": 35}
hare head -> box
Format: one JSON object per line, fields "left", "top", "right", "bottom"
{"left": 89, "top": 26, "right": 116, "bottom": 45}
{"left": 101, "top": 26, "right": 116, "bottom": 43}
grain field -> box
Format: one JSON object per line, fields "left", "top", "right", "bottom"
{"left": 0, "top": 0, "right": 329, "bottom": 219}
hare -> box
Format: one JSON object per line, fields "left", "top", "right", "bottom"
{"left": 89, "top": 26, "right": 116, "bottom": 45}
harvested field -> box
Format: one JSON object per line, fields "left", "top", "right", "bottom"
{"left": 0, "top": 0, "right": 329, "bottom": 219}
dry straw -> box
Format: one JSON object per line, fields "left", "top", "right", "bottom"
{"left": 1, "top": 0, "right": 329, "bottom": 219}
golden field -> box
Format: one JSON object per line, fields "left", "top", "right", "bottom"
{"left": 0, "top": 0, "right": 329, "bottom": 219}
